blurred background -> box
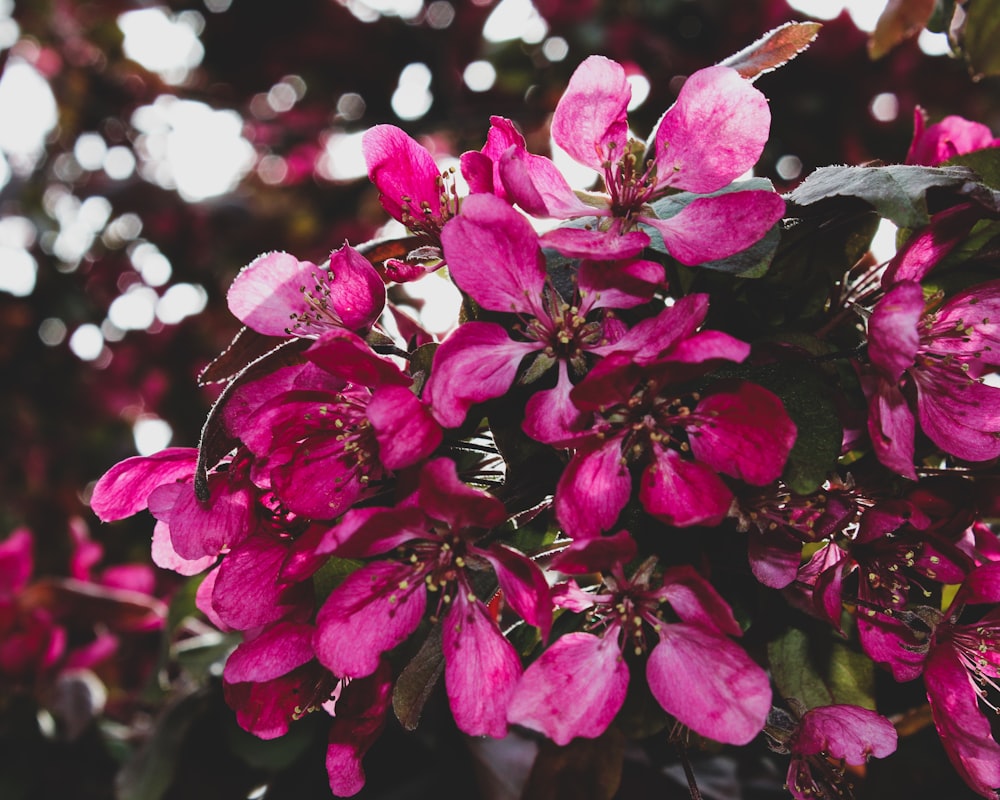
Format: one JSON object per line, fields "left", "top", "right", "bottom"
{"left": 0, "top": 0, "right": 997, "bottom": 798}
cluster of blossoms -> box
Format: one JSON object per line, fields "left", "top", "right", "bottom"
{"left": 87, "top": 25, "right": 1000, "bottom": 800}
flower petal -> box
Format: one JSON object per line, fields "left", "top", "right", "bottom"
{"left": 647, "top": 623, "right": 770, "bottom": 745}
{"left": 639, "top": 444, "right": 733, "bottom": 528}
{"left": 90, "top": 447, "right": 198, "bottom": 521}
{"left": 654, "top": 65, "right": 770, "bottom": 194}
{"left": 368, "top": 384, "right": 442, "bottom": 470}
{"left": 551, "top": 55, "right": 630, "bottom": 172}
{"left": 440, "top": 193, "right": 547, "bottom": 313}
{"left": 314, "top": 560, "right": 426, "bottom": 678}
{"left": 555, "top": 438, "right": 631, "bottom": 538}
{"left": 793, "top": 705, "right": 898, "bottom": 764}
{"left": 641, "top": 190, "right": 785, "bottom": 266}
{"left": 507, "top": 630, "right": 629, "bottom": 745}
{"left": 363, "top": 124, "right": 444, "bottom": 224}
{"left": 443, "top": 588, "right": 523, "bottom": 737}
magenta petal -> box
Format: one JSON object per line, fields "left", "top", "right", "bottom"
{"left": 550, "top": 530, "right": 638, "bottom": 575}
{"left": 363, "top": 124, "right": 443, "bottom": 223}
{"left": 578, "top": 258, "right": 665, "bottom": 310}
{"left": 306, "top": 329, "right": 410, "bottom": 388}
{"left": 551, "top": 55, "right": 630, "bottom": 172}
{"left": 555, "top": 438, "right": 632, "bottom": 538}
{"left": 925, "top": 644, "right": 1000, "bottom": 797}
{"left": 883, "top": 203, "right": 980, "bottom": 285}
{"left": 462, "top": 115, "right": 526, "bottom": 201}
{"left": 314, "top": 560, "right": 426, "bottom": 678}
{"left": 440, "top": 193, "right": 547, "bottom": 313}
{"left": 868, "top": 282, "right": 923, "bottom": 380}
{"left": 443, "top": 588, "right": 523, "bottom": 738}
{"left": 324, "top": 242, "right": 387, "bottom": 331}
{"left": 654, "top": 65, "right": 770, "bottom": 194}
{"left": 147, "top": 476, "right": 252, "bottom": 561}
{"left": 482, "top": 543, "right": 553, "bottom": 640}
{"left": 227, "top": 251, "right": 316, "bottom": 336}
{"left": 326, "top": 659, "right": 393, "bottom": 798}
{"left": 639, "top": 444, "right": 733, "bottom": 528}
{"left": 416, "top": 458, "right": 508, "bottom": 530}
{"left": 223, "top": 622, "right": 315, "bottom": 684}
{"left": 424, "top": 321, "right": 539, "bottom": 429}
{"left": 861, "top": 373, "right": 917, "bottom": 480}
{"left": 959, "top": 562, "right": 1000, "bottom": 605}
{"left": 647, "top": 623, "right": 770, "bottom": 745}
{"left": 657, "top": 565, "right": 741, "bottom": 637}
{"left": 368, "top": 385, "right": 442, "bottom": 470}
{"left": 523, "top": 362, "right": 587, "bottom": 444}
{"left": 689, "top": 382, "right": 796, "bottom": 485}
{"left": 151, "top": 520, "right": 216, "bottom": 576}
{"left": 856, "top": 615, "right": 927, "bottom": 682}
{"left": 538, "top": 226, "right": 649, "bottom": 260}
{"left": 915, "top": 373, "right": 1000, "bottom": 462}
{"left": 212, "top": 534, "right": 306, "bottom": 630}
{"left": 91, "top": 447, "right": 197, "bottom": 521}
{"left": 508, "top": 630, "right": 629, "bottom": 745}
{"left": 498, "top": 146, "right": 597, "bottom": 220}
{"left": 794, "top": 705, "right": 897, "bottom": 764}
{"left": 0, "top": 529, "right": 33, "bottom": 591}
{"left": 642, "top": 190, "right": 784, "bottom": 266}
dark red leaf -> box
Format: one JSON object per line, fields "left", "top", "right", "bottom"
{"left": 720, "top": 21, "right": 823, "bottom": 80}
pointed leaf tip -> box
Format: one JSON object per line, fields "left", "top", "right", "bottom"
{"left": 719, "top": 22, "right": 822, "bottom": 81}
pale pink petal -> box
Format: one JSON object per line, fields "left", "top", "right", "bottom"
{"left": 424, "top": 321, "right": 540, "bottom": 429}
{"left": 551, "top": 55, "right": 630, "bottom": 172}
{"left": 314, "top": 560, "right": 426, "bottom": 678}
{"left": 443, "top": 588, "right": 523, "bottom": 737}
{"left": 227, "top": 251, "right": 317, "bottom": 336}
{"left": 507, "top": 630, "right": 629, "bottom": 745}
{"left": 440, "top": 193, "right": 547, "bottom": 313}
{"left": 647, "top": 623, "right": 770, "bottom": 745}
{"left": 654, "top": 65, "right": 770, "bottom": 194}
{"left": 90, "top": 447, "right": 198, "bottom": 521}
{"left": 641, "top": 190, "right": 785, "bottom": 266}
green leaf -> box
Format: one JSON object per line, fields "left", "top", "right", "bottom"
{"left": 945, "top": 148, "right": 1000, "bottom": 190}
{"left": 767, "top": 618, "right": 876, "bottom": 712}
{"left": 719, "top": 21, "right": 823, "bottom": 80}
{"left": 647, "top": 178, "right": 782, "bottom": 277}
{"left": 961, "top": 0, "right": 1000, "bottom": 79}
{"left": 787, "top": 164, "right": 979, "bottom": 228}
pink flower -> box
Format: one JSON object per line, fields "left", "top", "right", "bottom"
{"left": 507, "top": 546, "right": 771, "bottom": 746}
{"left": 423, "top": 193, "right": 663, "bottom": 435}
{"left": 906, "top": 106, "right": 1000, "bottom": 166}
{"left": 862, "top": 279, "right": 1000, "bottom": 478}
{"left": 498, "top": 57, "right": 785, "bottom": 263}
{"left": 224, "top": 331, "right": 441, "bottom": 520}
{"left": 923, "top": 563, "right": 1000, "bottom": 798}
{"left": 549, "top": 295, "right": 796, "bottom": 535}
{"left": 768, "top": 704, "right": 897, "bottom": 800}
{"left": 227, "top": 242, "right": 386, "bottom": 338}
{"left": 312, "top": 458, "right": 550, "bottom": 737}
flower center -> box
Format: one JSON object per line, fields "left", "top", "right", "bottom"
{"left": 602, "top": 139, "right": 657, "bottom": 220}
{"left": 398, "top": 166, "right": 461, "bottom": 237}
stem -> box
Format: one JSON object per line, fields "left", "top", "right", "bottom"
{"left": 676, "top": 742, "right": 704, "bottom": 800}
